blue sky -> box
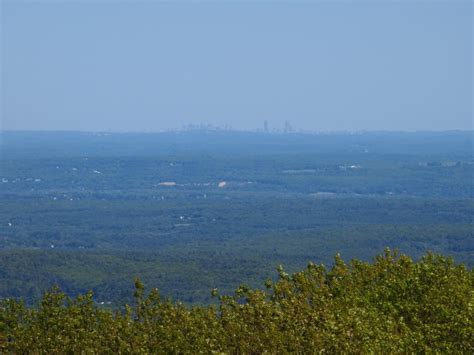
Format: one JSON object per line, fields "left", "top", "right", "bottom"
{"left": 1, "top": 1, "right": 472, "bottom": 132}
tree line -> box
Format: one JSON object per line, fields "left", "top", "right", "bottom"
{"left": 1, "top": 249, "right": 472, "bottom": 353}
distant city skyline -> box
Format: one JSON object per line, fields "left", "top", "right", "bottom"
{"left": 2, "top": 1, "right": 472, "bottom": 132}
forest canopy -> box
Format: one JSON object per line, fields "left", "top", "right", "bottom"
{"left": 1, "top": 250, "right": 472, "bottom": 353}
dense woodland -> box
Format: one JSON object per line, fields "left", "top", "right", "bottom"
{"left": 1, "top": 250, "right": 472, "bottom": 353}
{"left": 0, "top": 131, "right": 472, "bottom": 305}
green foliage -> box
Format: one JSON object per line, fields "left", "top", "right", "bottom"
{"left": 1, "top": 250, "right": 472, "bottom": 353}
{"left": 1, "top": 223, "right": 472, "bottom": 306}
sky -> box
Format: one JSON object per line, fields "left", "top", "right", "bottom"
{"left": 1, "top": 0, "right": 472, "bottom": 132}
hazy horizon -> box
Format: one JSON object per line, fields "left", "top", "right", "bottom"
{"left": 1, "top": 127, "right": 474, "bottom": 133}
{"left": 2, "top": 1, "right": 472, "bottom": 132}
{"left": 1, "top": 128, "right": 473, "bottom": 135}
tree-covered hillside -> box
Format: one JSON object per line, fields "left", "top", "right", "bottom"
{"left": 1, "top": 131, "right": 473, "bottom": 306}
{"left": 1, "top": 250, "right": 472, "bottom": 353}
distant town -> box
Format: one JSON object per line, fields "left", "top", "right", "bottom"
{"left": 179, "top": 121, "right": 297, "bottom": 134}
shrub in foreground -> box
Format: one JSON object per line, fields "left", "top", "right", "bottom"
{"left": 1, "top": 250, "right": 473, "bottom": 353}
